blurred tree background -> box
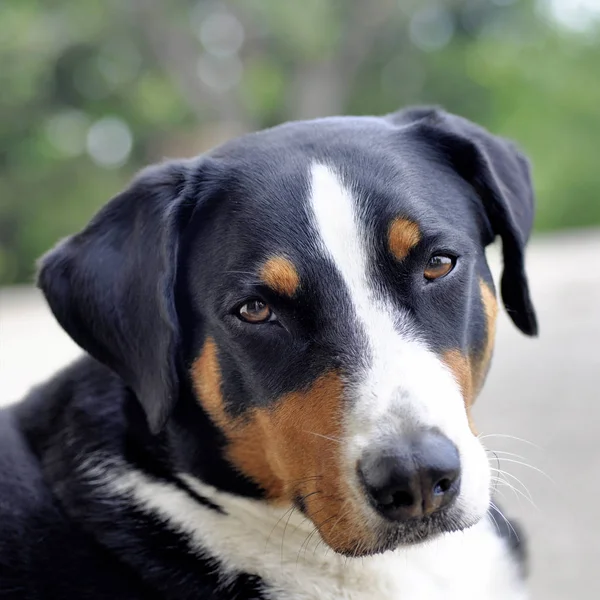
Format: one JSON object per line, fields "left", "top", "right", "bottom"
{"left": 1, "top": 0, "right": 599, "bottom": 285}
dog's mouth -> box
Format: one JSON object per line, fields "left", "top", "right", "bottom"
{"left": 292, "top": 483, "right": 479, "bottom": 558}
{"left": 297, "top": 503, "right": 477, "bottom": 558}
{"left": 365, "top": 510, "right": 480, "bottom": 556}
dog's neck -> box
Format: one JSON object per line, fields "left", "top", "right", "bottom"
{"left": 97, "top": 457, "right": 525, "bottom": 600}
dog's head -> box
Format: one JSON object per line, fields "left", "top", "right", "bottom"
{"left": 38, "top": 107, "right": 537, "bottom": 556}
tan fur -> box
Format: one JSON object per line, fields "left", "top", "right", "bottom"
{"left": 442, "top": 280, "right": 498, "bottom": 434}
{"left": 443, "top": 349, "right": 474, "bottom": 403}
{"left": 260, "top": 256, "right": 300, "bottom": 297}
{"left": 191, "top": 338, "right": 372, "bottom": 553}
{"left": 191, "top": 338, "right": 283, "bottom": 497}
{"left": 388, "top": 218, "right": 421, "bottom": 261}
{"left": 442, "top": 349, "right": 478, "bottom": 435}
{"left": 474, "top": 280, "right": 498, "bottom": 394}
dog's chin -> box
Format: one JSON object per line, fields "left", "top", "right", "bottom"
{"left": 326, "top": 510, "right": 483, "bottom": 558}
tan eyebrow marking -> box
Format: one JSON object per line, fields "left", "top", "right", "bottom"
{"left": 260, "top": 256, "right": 300, "bottom": 297}
{"left": 388, "top": 217, "right": 421, "bottom": 261}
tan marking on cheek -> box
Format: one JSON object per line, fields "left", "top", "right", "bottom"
{"left": 443, "top": 349, "right": 477, "bottom": 434}
{"left": 260, "top": 256, "right": 300, "bottom": 297}
{"left": 191, "top": 338, "right": 227, "bottom": 422}
{"left": 261, "top": 373, "right": 372, "bottom": 553}
{"left": 259, "top": 373, "right": 344, "bottom": 493}
{"left": 191, "top": 342, "right": 374, "bottom": 553}
{"left": 443, "top": 281, "right": 498, "bottom": 435}
{"left": 388, "top": 217, "right": 421, "bottom": 261}
{"left": 191, "top": 338, "right": 284, "bottom": 497}
{"left": 443, "top": 349, "right": 474, "bottom": 406}
{"left": 473, "top": 279, "right": 498, "bottom": 394}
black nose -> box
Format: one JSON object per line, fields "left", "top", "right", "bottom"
{"left": 358, "top": 429, "right": 461, "bottom": 521}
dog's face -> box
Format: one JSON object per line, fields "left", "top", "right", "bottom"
{"left": 39, "top": 108, "right": 537, "bottom": 557}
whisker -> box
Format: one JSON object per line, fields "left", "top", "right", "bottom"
{"left": 304, "top": 521, "right": 328, "bottom": 558}
{"left": 486, "top": 449, "right": 529, "bottom": 461}
{"left": 304, "top": 431, "right": 342, "bottom": 444}
{"left": 265, "top": 489, "right": 321, "bottom": 554}
{"left": 296, "top": 526, "right": 319, "bottom": 568}
{"left": 489, "top": 467, "right": 536, "bottom": 505}
{"left": 311, "top": 535, "right": 327, "bottom": 556}
{"left": 321, "top": 501, "right": 351, "bottom": 552}
{"left": 321, "top": 504, "right": 355, "bottom": 559}
{"left": 490, "top": 472, "right": 537, "bottom": 508}
{"left": 494, "top": 458, "right": 555, "bottom": 484}
{"left": 487, "top": 505, "right": 500, "bottom": 534}
{"left": 297, "top": 514, "right": 337, "bottom": 567}
{"left": 490, "top": 501, "right": 519, "bottom": 542}
{"left": 272, "top": 490, "right": 322, "bottom": 556}
{"left": 478, "top": 433, "right": 540, "bottom": 449}
{"left": 491, "top": 450, "right": 502, "bottom": 491}
{"left": 499, "top": 470, "right": 535, "bottom": 500}
{"left": 265, "top": 504, "right": 296, "bottom": 554}
{"left": 281, "top": 502, "right": 302, "bottom": 561}
{"left": 288, "top": 501, "right": 331, "bottom": 538}
{"left": 489, "top": 477, "right": 509, "bottom": 500}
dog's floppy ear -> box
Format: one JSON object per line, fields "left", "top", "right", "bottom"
{"left": 38, "top": 160, "right": 201, "bottom": 432}
{"left": 390, "top": 106, "right": 538, "bottom": 336}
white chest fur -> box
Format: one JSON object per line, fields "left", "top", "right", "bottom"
{"left": 102, "top": 463, "right": 527, "bottom": 600}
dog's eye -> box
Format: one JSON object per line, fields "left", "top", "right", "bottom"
{"left": 424, "top": 255, "right": 456, "bottom": 281}
{"left": 238, "top": 300, "right": 274, "bottom": 323}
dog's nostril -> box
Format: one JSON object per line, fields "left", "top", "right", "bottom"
{"left": 390, "top": 490, "right": 414, "bottom": 508}
{"left": 377, "top": 489, "right": 415, "bottom": 511}
{"left": 433, "top": 477, "right": 453, "bottom": 495}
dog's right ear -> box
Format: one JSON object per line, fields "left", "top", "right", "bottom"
{"left": 37, "top": 159, "right": 206, "bottom": 433}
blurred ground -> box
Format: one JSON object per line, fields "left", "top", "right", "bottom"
{"left": 1, "top": 229, "right": 599, "bottom": 598}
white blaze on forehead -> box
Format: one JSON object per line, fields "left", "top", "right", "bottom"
{"left": 307, "top": 163, "right": 412, "bottom": 369}
{"left": 307, "top": 162, "right": 490, "bottom": 518}
{"left": 307, "top": 163, "right": 382, "bottom": 325}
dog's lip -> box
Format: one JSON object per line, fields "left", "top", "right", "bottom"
{"left": 330, "top": 522, "right": 449, "bottom": 558}
{"left": 314, "top": 495, "right": 478, "bottom": 557}
{"left": 356, "top": 505, "right": 482, "bottom": 556}
{"left": 291, "top": 473, "right": 479, "bottom": 556}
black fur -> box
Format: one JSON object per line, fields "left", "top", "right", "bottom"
{"left": 1, "top": 107, "right": 534, "bottom": 598}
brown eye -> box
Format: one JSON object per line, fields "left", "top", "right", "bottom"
{"left": 238, "top": 300, "right": 274, "bottom": 323}
{"left": 424, "top": 255, "right": 455, "bottom": 281}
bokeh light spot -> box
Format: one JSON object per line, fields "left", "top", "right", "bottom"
{"left": 410, "top": 5, "right": 455, "bottom": 52}
{"left": 86, "top": 117, "right": 133, "bottom": 168}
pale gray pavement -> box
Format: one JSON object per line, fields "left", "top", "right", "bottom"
{"left": 1, "top": 230, "right": 599, "bottom": 599}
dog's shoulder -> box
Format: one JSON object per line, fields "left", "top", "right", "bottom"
{"left": 0, "top": 358, "right": 156, "bottom": 599}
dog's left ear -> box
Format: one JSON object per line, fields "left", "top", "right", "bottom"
{"left": 38, "top": 159, "right": 204, "bottom": 433}
{"left": 390, "top": 107, "right": 538, "bottom": 336}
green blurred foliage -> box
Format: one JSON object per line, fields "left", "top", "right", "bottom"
{"left": 1, "top": 0, "right": 599, "bottom": 284}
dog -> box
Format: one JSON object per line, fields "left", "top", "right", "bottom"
{"left": 0, "top": 106, "right": 536, "bottom": 599}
